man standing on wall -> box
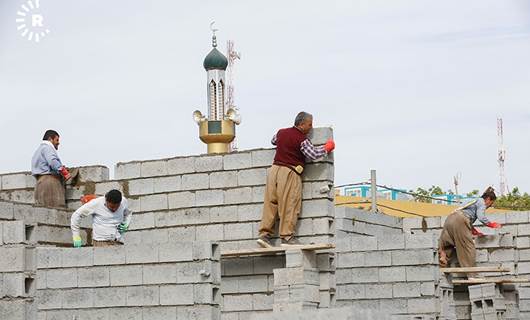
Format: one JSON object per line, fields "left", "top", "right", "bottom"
{"left": 31, "top": 130, "right": 72, "bottom": 207}
{"left": 257, "top": 112, "right": 335, "bottom": 248}
{"left": 71, "top": 189, "right": 133, "bottom": 247}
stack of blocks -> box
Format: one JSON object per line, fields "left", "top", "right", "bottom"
{"left": 438, "top": 274, "right": 457, "bottom": 320}
{"left": 468, "top": 283, "right": 505, "bottom": 320}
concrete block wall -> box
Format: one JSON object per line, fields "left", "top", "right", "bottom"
{"left": 335, "top": 207, "right": 403, "bottom": 237}
{"left": 35, "top": 241, "right": 221, "bottom": 320}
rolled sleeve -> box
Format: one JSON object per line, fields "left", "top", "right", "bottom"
{"left": 300, "top": 139, "right": 327, "bottom": 161}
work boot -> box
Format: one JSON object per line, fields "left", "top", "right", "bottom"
{"left": 280, "top": 237, "right": 303, "bottom": 247}
{"left": 257, "top": 235, "right": 273, "bottom": 248}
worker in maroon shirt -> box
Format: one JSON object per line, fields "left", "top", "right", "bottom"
{"left": 257, "top": 112, "right": 335, "bottom": 247}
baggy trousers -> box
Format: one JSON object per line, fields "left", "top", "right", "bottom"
{"left": 438, "top": 211, "right": 476, "bottom": 268}
{"left": 258, "top": 165, "right": 302, "bottom": 240}
{"left": 34, "top": 175, "right": 66, "bottom": 208}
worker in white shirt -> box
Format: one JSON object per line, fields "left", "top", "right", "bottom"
{"left": 70, "top": 190, "right": 133, "bottom": 247}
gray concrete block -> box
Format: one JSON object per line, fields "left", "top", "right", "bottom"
{"left": 195, "top": 155, "right": 223, "bottom": 172}
{"left": 193, "top": 241, "right": 220, "bottom": 261}
{"left": 182, "top": 173, "right": 210, "bottom": 190}
{"left": 142, "top": 306, "right": 178, "bottom": 319}
{"left": 93, "top": 246, "right": 126, "bottom": 265}
{"left": 285, "top": 250, "right": 317, "bottom": 269}
{"left": 167, "top": 157, "right": 195, "bottom": 175}
{"left": 308, "top": 127, "right": 333, "bottom": 145}
{"left": 77, "top": 266, "right": 110, "bottom": 288}
{"left": 0, "top": 247, "right": 26, "bottom": 272}
{"left": 238, "top": 204, "right": 262, "bottom": 222}
{"left": 405, "top": 266, "right": 437, "bottom": 281}
{"left": 126, "top": 243, "right": 159, "bottom": 264}
{"left": 224, "top": 223, "right": 253, "bottom": 241}
{"left": 176, "top": 305, "right": 220, "bottom": 320}
{"left": 167, "top": 191, "right": 196, "bottom": 209}
{"left": 159, "top": 241, "right": 193, "bottom": 262}
{"left": 36, "top": 289, "right": 63, "bottom": 310}
{"left": 115, "top": 162, "right": 141, "bottom": 180}
{"left": 364, "top": 251, "right": 392, "bottom": 267}
{"left": 141, "top": 160, "right": 168, "bottom": 177}
{"left": 377, "top": 234, "right": 405, "bottom": 250}
{"left": 223, "top": 258, "right": 254, "bottom": 276}
{"left": 0, "top": 201, "right": 15, "bottom": 219}
{"left": 2, "top": 273, "right": 26, "bottom": 297}
{"left": 301, "top": 199, "right": 334, "bottom": 218}
{"left": 337, "top": 252, "right": 365, "bottom": 268}
{"left": 128, "top": 178, "right": 155, "bottom": 195}
{"left": 194, "top": 283, "right": 219, "bottom": 304}
{"left": 158, "top": 284, "right": 194, "bottom": 305}
{"left": 393, "top": 282, "right": 421, "bottom": 298}
{"left": 407, "top": 298, "right": 438, "bottom": 314}
{"left": 252, "top": 256, "right": 285, "bottom": 274}
{"left": 2, "top": 220, "right": 26, "bottom": 244}
{"left": 196, "top": 190, "right": 224, "bottom": 206}
{"left": 93, "top": 287, "right": 127, "bottom": 307}
{"left": 274, "top": 268, "right": 320, "bottom": 287}
{"left": 37, "top": 247, "right": 63, "bottom": 268}
{"left": 379, "top": 266, "right": 407, "bottom": 282}
{"left": 210, "top": 171, "right": 238, "bottom": 189}
{"left": 1, "top": 173, "right": 29, "bottom": 189}
{"left": 252, "top": 186, "right": 265, "bottom": 203}
{"left": 168, "top": 226, "right": 196, "bottom": 242}
{"left": 224, "top": 153, "right": 252, "bottom": 170}
{"left": 337, "top": 284, "right": 365, "bottom": 299}
{"left": 110, "top": 265, "right": 143, "bottom": 286}
{"left": 251, "top": 149, "right": 275, "bottom": 167}
{"left": 210, "top": 205, "right": 238, "bottom": 223}
{"left": 405, "top": 233, "right": 436, "bottom": 249}
{"left": 224, "top": 187, "right": 253, "bottom": 205}
{"left": 196, "top": 224, "right": 224, "bottom": 241}
{"left": 223, "top": 294, "right": 253, "bottom": 311}
{"left": 365, "top": 283, "right": 393, "bottom": 299}
{"left": 238, "top": 169, "right": 267, "bottom": 186}
{"left": 140, "top": 193, "right": 168, "bottom": 211}
{"left": 392, "top": 249, "right": 435, "bottom": 266}
{"left": 302, "top": 163, "right": 334, "bottom": 182}
{"left": 62, "top": 247, "right": 94, "bottom": 267}
{"left": 47, "top": 268, "right": 77, "bottom": 288}
{"left": 129, "top": 212, "right": 155, "bottom": 230}
{"left": 76, "top": 165, "right": 109, "bottom": 183}
{"left": 253, "top": 293, "right": 273, "bottom": 310}
{"left": 489, "top": 249, "right": 515, "bottom": 262}
{"left": 349, "top": 235, "right": 378, "bottom": 252}
{"left": 154, "top": 176, "right": 182, "bottom": 193}
{"left": 126, "top": 286, "right": 160, "bottom": 306}
{"left": 95, "top": 181, "right": 123, "bottom": 195}
{"left": 62, "top": 288, "right": 94, "bottom": 308}
{"left": 143, "top": 264, "right": 177, "bottom": 284}
{"left": 506, "top": 211, "right": 529, "bottom": 223}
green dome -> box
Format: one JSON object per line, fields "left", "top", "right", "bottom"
{"left": 203, "top": 47, "right": 228, "bottom": 71}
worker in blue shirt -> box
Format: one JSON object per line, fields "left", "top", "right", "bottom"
{"left": 438, "top": 187, "right": 502, "bottom": 270}
{"left": 31, "top": 130, "right": 72, "bottom": 207}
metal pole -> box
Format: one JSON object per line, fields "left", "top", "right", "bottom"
{"left": 370, "top": 169, "right": 377, "bottom": 213}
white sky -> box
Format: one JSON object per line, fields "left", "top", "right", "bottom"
{"left": 1, "top": 0, "right": 529, "bottom": 194}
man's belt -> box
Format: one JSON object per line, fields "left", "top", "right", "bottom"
{"left": 274, "top": 162, "right": 304, "bottom": 175}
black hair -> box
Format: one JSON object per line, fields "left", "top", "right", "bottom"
{"left": 105, "top": 189, "right": 122, "bottom": 204}
{"left": 42, "top": 130, "right": 59, "bottom": 141}
{"left": 481, "top": 186, "right": 497, "bottom": 201}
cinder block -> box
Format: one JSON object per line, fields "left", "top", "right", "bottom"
{"left": 273, "top": 268, "right": 319, "bottom": 287}
{"left": 196, "top": 190, "right": 224, "bottom": 207}
{"left": 405, "top": 266, "right": 437, "bottom": 282}
{"left": 378, "top": 234, "right": 405, "bottom": 250}
{"left": 223, "top": 223, "right": 253, "bottom": 241}
{"left": 238, "top": 204, "right": 262, "bottom": 221}
{"left": 93, "top": 246, "right": 126, "bottom": 265}
{"left": 36, "top": 289, "right": 63, "bottom": 310}
{"left": 143, "top": 264, "right": 177, "bottom": 284}
{"left": 62, "top": 247, "right": 94, "bottom": 267}
{"left": 209, "top": 171, "right": 238, "bottom": 189}
{"left": 154, "top": 176, "right": 181, "bottom": 193}
{"left": 223, "top": 257, "right": 253, "bottom": 276}
{"left": 489, "top": 249, "right": 515, "bottom": 262}
{"left": 128, "top": 178, "right": 155, "bottom": 195}
{"left": 350, "top": 235, "right": 378, "bottom": 252}
{"left": 0, "top": 201, "right": 15, "bottom": 219}
{"left": 47, "top": 268, "right": 77, "bottom": 288}
{"left": 194, "top": 283, "right": 219, "bottom": 304}
{"left": 2, "top": 220, "right": 26, "bottom": 244}
{"left": 159, "top": 241, "right": 193, "bottom": 262}
{"left": 167, "top": 157, "right": 195, "bottom": 175}
{"left": 337, "top": 284, "right": 365, "bottom": 299}
{"left": 2, "top": 273, "right": 26, "bottom": 297}
{"left": 237, "top": 168, "right": 267, "bottom": 186}
{"left": 129, "top": 212, "right": 155, "bottom": 230}
{"left": 405, "top": 233, "right": 436, "bottom": 249}
{"left": 1, "top": 173, "right": 29, "bottom": 189}
{"left": 193, "top": 241, "right": 220, "bottom": 261}
{"left": 126, "top": 286, "right": 160, "bottom": 306}
{"left": 168, "top": 226, "right": 196, "bottom": 242}
{"left": 209, "top": 205, "right": 238, "bottom": 223}
{"left": 76, "top": 166, "right": 109, "bottom": 182}
{"left": 506, "top": 212, "right": 529, "bottom": 223}
{"left": 140, "top": 193, "right": 168, "bottom": 211}
{"left": 224, "top": 187, "right": 253, "bottom": 204}
{"left": 285, "top": 250, "right": 317, "bottom": 269}
{"left": 110, "top": 265, "right": 143, "bottom": 286}
{"left": 157, "top": 284, "right": 193, "bottom": 305}
{"left": 252, "top": 256, "right": 285, "bottom": 274}
{"left": 392, "top": 249, "right": 435, "bottom": 266}
{"left": 126, "top": 243, "right": 159, "bottom": 264}
{"left": 379, "top": 267, "right": 407, "bottom": 282}
{"left": 115, "top": 162, "right": 141, "bottom": 180}
{"left": 176, "top": 305, "right": 220, "bottom": 320}
{"left": 93, "top": 287, "right": 127, "bottom": 307}
{"left": 107, "top": 307, "right": 143, "bottom": 320}
{"left": 37, "top": 247, "right": 63, "bottom": 268}
{"left": 301, "top": 199, "right": 334, "bottom": 218}
{"left": 196, "top": 224, "right": 224, "bottom": 241}
{"left": 302, "top": 163, "right": 333, "bottom": 182}
{"left": 195, "top": 155, "right": 223, "bottom": 172}
{"left": 364, "top": 251, "right": 391, "bottom": 267}
{"left": 167, "top": 191, "right": 195, "bottom": 209}
{"left": 0, "top": 247, "right": 26, "bottom": 272}
{"left": 77, "top": 266, "right": 110, "bottom": 287}
{"left": 95, "top": 181, "right": 123, "bottom": 195}
{"left": 308, "top": 127, "right": 333, "bottom": 145}
{"left": 365, "top": 283, "right": 393, "bottom": 299}
{"left": 224, "top": 153, "right": 252, "bottom": 170}
{"left": 407, "top": 298, "right": 438, "bottom": 314}
{"left": 141, "top": 160, "right": 168, "bottom": 177}
{"left": 251, "top": 149, "right": 275, "bottom": 167}
{"left": 182, "top": 173, "right": 209, "bottom": 191}
{"left": 253, "top": 292, "right": 273, "bottom": 310}
{"left": 337, "top": 252, "right": 365, "bottom": 268}
{"left": 223, "top": 293, "right": 253, "bottom": 311}
{"left": 393, "top": 282, "right": 421, "bottom": 298}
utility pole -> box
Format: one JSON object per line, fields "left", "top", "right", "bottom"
{"left": 370, "top": 170, "right": 377, "bottom": 213}
{"left": 497, "top": 118, "right": 508, "bottom": 196}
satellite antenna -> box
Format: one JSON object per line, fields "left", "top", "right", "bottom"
{"left": 497, "top": 118, "right": 508, "bottom": 196}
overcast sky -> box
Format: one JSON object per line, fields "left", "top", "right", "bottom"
{"left": 1, "top": 0, "right": 529, "bottom": 194}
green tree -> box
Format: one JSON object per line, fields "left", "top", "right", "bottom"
{"left": 495, "top": 187, "right": 530, "bottom": 211}
{"left": 467, "top": 190, "right": 480, "bottom": 197}
{"left": 410, "top": 185, "right": 450, "bottom": 203}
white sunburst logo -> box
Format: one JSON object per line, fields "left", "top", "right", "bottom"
{"left": 16, "top": 0, "right": 50, "bottom": 43}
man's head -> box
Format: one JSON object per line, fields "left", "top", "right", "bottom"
{"left": 43, "top": 130, "right": 60, "bottom": 150}
{"left": 294, "top": 111, "right": 313, "bottom": 135}
{"left": 105, "top": 189, "right": 122, "bottom": 212}
{"left": 482, "top": 187, "right": 497, "bottom": 207}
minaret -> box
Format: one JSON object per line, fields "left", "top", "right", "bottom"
{"left": 193, "top": 23, "right": 241, "bottom": 154}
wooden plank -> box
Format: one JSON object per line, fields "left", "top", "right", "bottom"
{"left": 440, "top": 267, "right": 511, "bottom": 273}
{"left": 452, "top": 278, "right": 530, "bottom": 285}
{"left": 221, "top": 243, "right": 335, "bottom": 257}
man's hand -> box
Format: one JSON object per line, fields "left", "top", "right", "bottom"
{"left": 324, "top": 139, "right": 335, "bottom": 153}
{"left": 486, "top": 221, "right": 502, "bottom": 229}
{"left": 59, "top": 166, "right": 72, "bottom": 180}
{"left": 118, "top": 223, "right": 128, "bottom": 233}
{"left": 73, "top": 235, "right": 82, "bottom": 248}
{"left": 472, "top": 227, "right": 485, "bottom": 237}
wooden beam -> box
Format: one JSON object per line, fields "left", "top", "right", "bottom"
{"left": 452, "top": 278, "right": 530, "bottom": 285}
{"left": 221, "top": 243, "right": 335, "bottom": 258}
{"left": 440, "top": 267, "right": 511, "bottom": 273}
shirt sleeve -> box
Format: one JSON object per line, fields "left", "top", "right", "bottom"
{"left": 475, "top": 199, "right": 491, "bottom": 225}
{"left": 71, "top": 201, "right": 97, "bottom": 238}
{"left": 300, "top": 139, "right": 327, "bottom": 161}
{"left": 122, "top": 201, "right": 133, "bottom": 226}
{"left": 42, "top": 145, "right": 63, "bottom": 172}
{"left": 271, "top": 134, "right": 277, "bottom": 146}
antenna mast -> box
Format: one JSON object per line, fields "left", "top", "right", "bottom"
{"left": 226, "top": 40, "right": 241, "bottom": 151}
{"left": 497, "top": 118, "right": 508, "bottom": 196}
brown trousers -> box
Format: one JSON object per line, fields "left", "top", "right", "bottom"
{"left": 34, "top": 175, "right": 66, "bottom": 208}
{"left": 439, "top": 211, "right": 476, "bottom": 268}
{"left": 258, "top": 165, "right": 302, "bottom": 240}
{"left": 93, "top": 240, "right": 122, "bottom": 247}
